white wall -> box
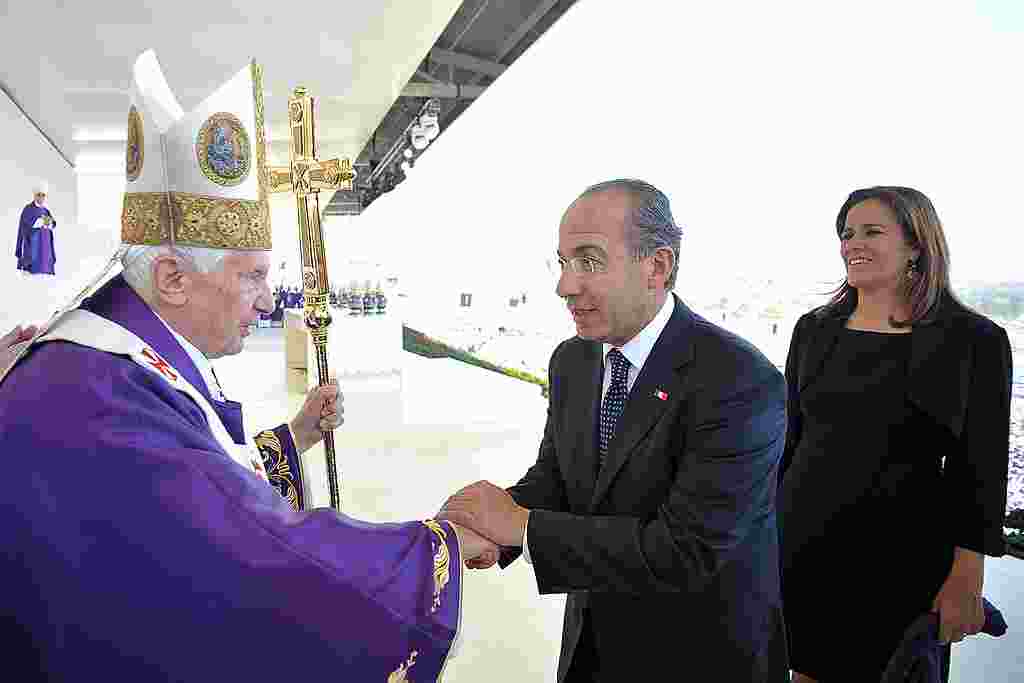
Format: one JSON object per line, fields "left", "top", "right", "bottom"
{"left": 73, "top": 141, "right": 130, "bottom": 270}
{"left": 0, "top": 89, "right": 78, "bottom": 329}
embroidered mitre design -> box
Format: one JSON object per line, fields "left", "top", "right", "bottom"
{"left": 121, "top": 50, "right": 270, "bottom": 250}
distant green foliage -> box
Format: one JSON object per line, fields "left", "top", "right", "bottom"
{"left": 1005, "top": 509, "right": 1024, "bottom": 559}
{"left": 957, "top": 282, "right": 1024, "bottom": 320}
{"left": 1006, "top": 508, "right": 1024, "bottom": 531}
{"left": 402, "top": 327, "right": 449, "bottom": 358}
{"left": 1007, "top": 531, "right": 1024, "bottom": 559}
{"left": 402, "top": 325, "right": 549, "bottom": 396}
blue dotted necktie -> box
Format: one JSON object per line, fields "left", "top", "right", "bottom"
{"left": 599, "top": 349, "right": 631, "bottom": 467}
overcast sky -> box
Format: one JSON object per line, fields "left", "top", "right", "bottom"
{"left": 346, "top": 0, "right": 1023, "bottom": 301}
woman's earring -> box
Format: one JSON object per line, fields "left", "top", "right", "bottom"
{"left": 906, "top": 258, "right": 918, "bottom": 281}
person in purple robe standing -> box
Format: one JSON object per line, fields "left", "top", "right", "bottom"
{"left": 14, "top": 181, "right": 57, "bottom": 275}
{"left": 0, "top": 50, "right": 497, "bottom": 682}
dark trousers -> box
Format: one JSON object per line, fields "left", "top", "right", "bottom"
{"left": 565, "top": 609, "right": 602, "bottom": 682}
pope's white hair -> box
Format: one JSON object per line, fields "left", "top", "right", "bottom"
{"left": 32, "top": 180, "right": 49, "bottom": 195}
{"left": 121, "top": 244, "right": 231, "bottom": 302}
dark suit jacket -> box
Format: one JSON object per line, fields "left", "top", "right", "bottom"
{"left": 503, "top": 296, "right": 789, "bottom": 682}
{"left": 780, "top": 296, "right": 1012, "bottom": 558}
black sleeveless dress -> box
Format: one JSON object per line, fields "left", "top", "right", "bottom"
{"left": 779, "top": 328, "right": 956, "bottom": 681}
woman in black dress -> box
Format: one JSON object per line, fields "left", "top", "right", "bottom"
{"left": 779, "top": 186, "right": 1012, "bottom": 682}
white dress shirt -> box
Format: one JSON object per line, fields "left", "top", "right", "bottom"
{"left": 522, "top": 294, "right": 675, "bottom": 564}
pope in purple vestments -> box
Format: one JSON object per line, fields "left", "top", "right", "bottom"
{"left": 0, "top": 266, "right": 494, "bottom": 681}
{"left": 0, "top": 51, "right": 500, "bottom": 680}
{"left": 15, "top": 187, "right": 57, "bottom": 274}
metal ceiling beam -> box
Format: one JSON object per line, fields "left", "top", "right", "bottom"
{"left": 465, "top": 0, "right": 562, "bottom": 88}
{"left": 449, "top": 0, "right": 492, "bottom": 52}
{"left": 425, "top": 0, "right": 490, "bottom": 81}
{"left": 367, "top": 98, "right": 441, "bottom": 184}
{"left": 428, "top": 48, "right": 506, "bottom": 78}
{"left": 494, "top": 0, "right": 562, "bottom": 63}
{"left": 401, "top": 82, "right": 485, "bottom": 98}
{"left": 415, "top": 69, "right": 445, "bottom": 84}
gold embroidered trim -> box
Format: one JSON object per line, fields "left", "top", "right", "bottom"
{"left": 118, "top": 63, "right": 272, "bottom": 251}
{"left": 423, "top": 520, "right": 451, "bottom": 614}
{"left": 251, "top": 61, "right": 269, "bottom": 206}
{"left": 121, "top": 192, "right": 271, "bottom": 250}
{"left": 254, "top": 429, "right": 301, "bottom": 511}
{"left": 387, "top": 651, "right": 418, "bottom": 683}
{"left": 126, "top": 105, "right": 144, "bottom": 182}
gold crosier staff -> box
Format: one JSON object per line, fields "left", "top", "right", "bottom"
{"left": 267, "top": 84, "right": 355, "bottom": 510}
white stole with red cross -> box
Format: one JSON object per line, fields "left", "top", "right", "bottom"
{"left": 36, "top": 309, "right": 268, "bottom": 482}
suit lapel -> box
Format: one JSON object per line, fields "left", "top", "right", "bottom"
{"left": 590, "top": 297, "right": 695, "bottom": 510}
{"left": 564, "top": 339, "right": 603, "bottom": 510}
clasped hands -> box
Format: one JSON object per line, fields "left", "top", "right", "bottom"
{"left": 283, "top": 384, "right": 527, "bottom": 574}
{"left": 436, "top": 480, "right": 530, "bottom": 570}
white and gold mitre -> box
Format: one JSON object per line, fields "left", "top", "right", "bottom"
{"left": 121, "top": 50, "right": 271, "bottom": 251}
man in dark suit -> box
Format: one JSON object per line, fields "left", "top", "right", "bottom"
{"left": 440, "top": 179, "right": 788, "bottom": 682}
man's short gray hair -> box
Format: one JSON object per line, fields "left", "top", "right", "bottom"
{"left": 577, "top": 178, "right": 683, "bottom": 289}
{"left": 121, "top": 245, "right": 231, "bottom": 301}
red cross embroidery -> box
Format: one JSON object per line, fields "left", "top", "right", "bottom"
{"left": 141, "top": 348, "right": 178, "bottom": 382}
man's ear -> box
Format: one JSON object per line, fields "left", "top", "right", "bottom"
{"left": 650, "top": 247, "right": 674, "bottom": 290}
{"left": 152, "top": 255, "right": 191, "bottom": 307}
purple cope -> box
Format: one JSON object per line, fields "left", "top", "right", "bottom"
{"left": 0, "top": 275, "right": 462, "bottom": 681}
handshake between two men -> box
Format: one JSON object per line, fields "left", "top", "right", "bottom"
{"left": 438, "top": 480, "right": 528, "bottom": 570}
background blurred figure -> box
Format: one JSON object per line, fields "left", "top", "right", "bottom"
{"left": 779, "top": 186, "right": 1012, "bottom": 682}
{"left": 15, "top": 181, "right": 57, "bottom": 276}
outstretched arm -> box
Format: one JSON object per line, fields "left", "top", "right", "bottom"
{"left": 443, "top": 365, "right": 786, "bottom": 594}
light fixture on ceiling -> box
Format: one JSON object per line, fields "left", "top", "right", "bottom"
{"left": 420, "top": 112, "right": 439, "bottom": 141}
{"left": 410, "top": 125, "right": 429, "bottom": 150}
{"left": 366, "top": 98, "right": 443, "bottom": 190}
{"left": 421, "top": 98, "right": 442, "bottom": 141}
{"left": 400, "top": 160, "right": 412, "bottom": 173}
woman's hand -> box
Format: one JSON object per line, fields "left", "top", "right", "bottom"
{"left": 932, "top": 547, "right": 986, "bottom": 644}
{"left": 0, "top": 324, "right": 37, "bottom": 373}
